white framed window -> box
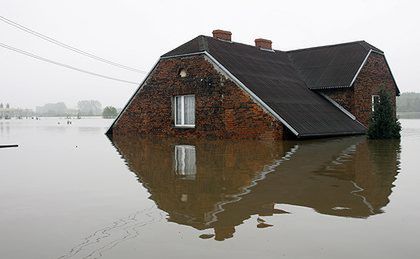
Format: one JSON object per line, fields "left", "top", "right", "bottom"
{"left": 372, "top": 95, "right": 380, "bottom": 111}
{"left": 174, "top": 145, "right": 196, "bottom": 180}
{"left": 174, "top": 95, "right": 195, "bottom": 127}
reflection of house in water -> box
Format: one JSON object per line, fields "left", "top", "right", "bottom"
{"left": 174, "top": 145, "right": 197, "bottom": 180}
{"left": 111, "top": 136, "right": 400, "bottom": 241}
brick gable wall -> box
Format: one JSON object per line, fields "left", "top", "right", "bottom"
{"left": 112, "top": 55, "right": 284, "bottom": 140}
{"left": 318, "top": 52, "right": 397, "bottom": 127}
{"left": 353, "top": 52, "right": 397, "bottom": 126}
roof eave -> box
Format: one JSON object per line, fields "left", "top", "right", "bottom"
{"left": 297, "top": 130, "right": 366, "bottom": 139}
{"left": 310, "top": 85, "right": 351, "bottom": 90}
{"left": 161, "top": 51, "right": 206, "bottom": 60}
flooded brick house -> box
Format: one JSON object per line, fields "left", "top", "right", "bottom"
{"left": 106, "top": 30, "right": 399, "bottom": 140}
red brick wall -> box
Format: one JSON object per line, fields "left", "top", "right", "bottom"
{"left": 353, "top": 52, "right": 397, "bottom": 127}
{"left": 318, "top": 52, "right": 397, "bottom": 127}
{"left": 112, "top": 55, "right": 284, "bottom": 140}
{"left": 318, "top": 88, "right": 354, "bottom": 114}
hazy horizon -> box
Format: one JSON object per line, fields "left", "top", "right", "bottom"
{"left": 2, "top": 0, "right": 420, "bottom": 109}
{"left": 1, "top": 99, "right": 122, "bottom": 110}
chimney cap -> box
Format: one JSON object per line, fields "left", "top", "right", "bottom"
{"left": 212, "top": 29, "right": 232, "bottom": 41}
{"left": 254, "top": 38, "right": 273, "bottom": 50}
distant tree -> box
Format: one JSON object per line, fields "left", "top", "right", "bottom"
{"left": 77, "top": 100, "right": 102, "bottom": 116}
{"left": 36, "top": 102, "right": 68, "bottom": 116}
{"left": 102, "top": 106, "right": 118, "bottom": 118}
{"left": 368, "top": 88, "right": 401, "bottom": 139}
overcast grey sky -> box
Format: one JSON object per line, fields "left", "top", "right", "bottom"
{"left": 1, "top": 0, "right": 419, "bottom": 109}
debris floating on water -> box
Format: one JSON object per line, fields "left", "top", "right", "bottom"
{"left": 257, "top": 217, "right": 266, "bottom": 223}
{"left": 257, "top": 223, "right": 273, "bottom": 229}
{"left": 199, "top": 234, "right": 215, "bottom": 239}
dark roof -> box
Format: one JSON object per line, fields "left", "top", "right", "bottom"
{"left": 162, "top": 36, "right": 366, "bottom": 137}
{"left": 287, "top": 41, "right": 381, "bottom": 90}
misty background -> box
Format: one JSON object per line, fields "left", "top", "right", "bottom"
{"left": 1, "top": 0, "right": 419, "bottom": 110}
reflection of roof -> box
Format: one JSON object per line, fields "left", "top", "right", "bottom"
{"left": 162, "top": 36, "right": 367, "bottom": 137}
{"left": 111, "top": 136, "right": 400, "bottom": 241}
{"left": 226, "top": 138, "right": 372, "bottom": 220}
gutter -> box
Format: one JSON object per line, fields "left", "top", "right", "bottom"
{"left": 297, "top": 130, "right": 366, "bottom": 139}
{"left": 161, "top": 51, "right": 206, "bottom": 60}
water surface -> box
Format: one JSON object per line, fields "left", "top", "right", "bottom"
{"left": 0, "top": 118, "right": 419, "bottom": 258}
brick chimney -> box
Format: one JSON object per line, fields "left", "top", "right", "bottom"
{"left": 255, "top": 38, "right": 272, "bottom": 49}
{"left": 212, "top": 29, "right": 232, "bottom": 41}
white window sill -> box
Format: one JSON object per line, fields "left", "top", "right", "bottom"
{"left": 174, "top": 125, "right": 195, "bottom": 129}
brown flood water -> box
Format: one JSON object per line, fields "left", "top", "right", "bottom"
{"left": 0, "top": 118, "right": 419, "bottom": 259}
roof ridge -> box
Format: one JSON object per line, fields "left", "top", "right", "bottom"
{"left": 357, "top": 40, "right": 371, "bottom": 52}
{"left": 357, "top": 41, "right": 383, "bottom": 53}
{"left": 197, "top": 35, "right": 209, "bottom": 52}
{"left": 286, "top": 40, "right": 366, "bottom": 53}
{"left": 164, "top": 35, "right": 382, "bottom": 58}
{"left": 202, "top": 35, "right": 285, "bottom": 53}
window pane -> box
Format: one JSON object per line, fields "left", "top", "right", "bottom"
{"left": 184, "top": 147, "right": 196, "bottom": 177}
{"left": 175, "top": 96, "right": 182, "bottom": 125}
{"left": 184, "top": 96, "right": 195, "bottom": 125}
{"left": 372, "top": 95, "right": 380, "bottom": 111}
{"left": 174, "top": 145, "right": 196, "bottom": 180}
{"left": 174, "top": 145, "right": 185, "bottom": 174}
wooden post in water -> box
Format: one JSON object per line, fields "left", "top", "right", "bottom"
{"left": 0, "top": 144, "right": 18, "bottom": 148}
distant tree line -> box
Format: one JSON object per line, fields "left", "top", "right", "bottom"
{"left": 102, "top": 106, "right": 118, "bottom": 118}
{"left": 397, "top": 92, "right": 420, "bottom": 112}
{"left": 0, "top": 103, "right": 35, "bottom": 118}
{"left": 36, "top": 102, "right": 68, "bottom": 116}
{"left": 77, "top": 100, "right": 102, "bottom": 116}
{"left": 32, "top": 100, "right": 120, "bottom": 117}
